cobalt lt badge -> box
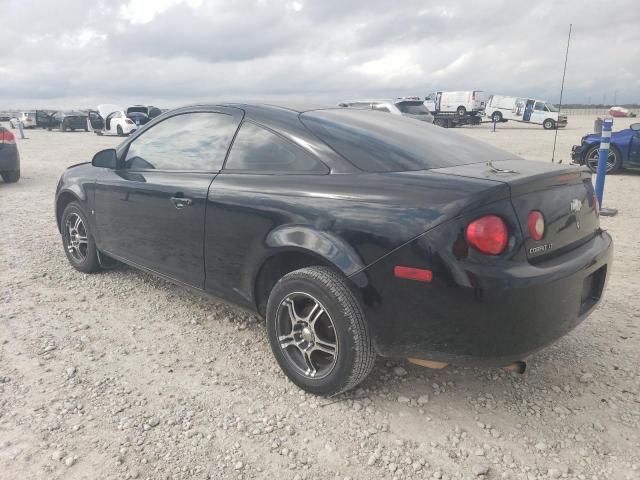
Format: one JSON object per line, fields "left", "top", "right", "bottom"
{"left": 570, "top": 198, "right": 582, "bottom": 229}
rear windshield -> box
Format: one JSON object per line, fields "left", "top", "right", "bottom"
{"left": 395, "top": 101, "right": 430, "bottom": 115}
{"left": 300, "top": 109, "right": 517, "bottom": 172}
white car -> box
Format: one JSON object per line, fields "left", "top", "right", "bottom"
{"left": 9, "top": 112, "right": 37, "bottom": 129}
{"left": 484, "top": 95, "right": 567, "bottom": 130}
{"left": 338, "top": 98, "right": 435, "bottom": 124}
{"left": 88, "top": 104, "right": 137, "bottom": 136}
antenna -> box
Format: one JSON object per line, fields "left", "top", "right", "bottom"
{"left": 552, "top": 23, "right": 572, "bottom": 163}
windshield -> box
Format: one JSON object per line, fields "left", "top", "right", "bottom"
{"left": 545, "top": 103, "right": 558, "bottom": 112}
{"left": 395, "top": 101, "right": 430, "bottom": 115}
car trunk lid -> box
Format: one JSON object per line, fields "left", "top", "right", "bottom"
{"left": 431, "top": 160, "right": 599, "bottom": 262}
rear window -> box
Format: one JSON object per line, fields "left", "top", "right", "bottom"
{"left": 300, "top": 109, "right": 517, "bottom": 172}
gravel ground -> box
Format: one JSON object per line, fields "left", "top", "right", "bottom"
{"left": 1, "top": 115, "right": 639, "bottom": 480}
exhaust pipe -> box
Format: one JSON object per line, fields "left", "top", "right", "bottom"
{"left": 503, "top": 361, "right": 526, "bottom": 374}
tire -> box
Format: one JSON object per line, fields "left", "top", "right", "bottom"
{"left": 491, "top": 111, "right": 502, "bottom": 122}
{"left": 433, "top": 118, "right": 446, "bottom": 127}
{"left": 457, "top": 106, "right": 466, "bottom": 116}
{"left": 60, "top": 202, "right": 100, "bottom": 273}
{"left": 584, "top": 144, "right": 622, "bottom": 174}
{"left": 266, "top": 266, "right": 375, "bottom": 396}
{"left": 61, "top": 123, "right": 67, "bottom": 132}
{"left": 1, "top": 170, "right": 20, "bottom": 183}
{"left": 117, "top": 125, "right": 124, "bottom": 136}
{"left": 84, "top": 126, "right": 89, "bottom": 132}
{"left": 543, "top": 119, "right": 555, "bottom": 130}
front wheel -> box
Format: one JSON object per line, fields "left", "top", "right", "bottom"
{"left": 456, "top": 106, "right": 466, "bottom": 116}
{"left": 543, "top": 119, "right": 556, "bottom": 130}
{"left": 61, "top": 202, "right": 100, "bottom": 273}
{"left": 585, "top": 145, "right": 621, "bottom": 174}
{"left": 266, "top": 266, "right": 375, "bottom": 396}
{"left": 491, "top": 111, "right": 502, "bottom": 122}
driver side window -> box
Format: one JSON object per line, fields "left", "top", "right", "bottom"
{"left": 123, "top": 112, "right": 238, "bottom": 171}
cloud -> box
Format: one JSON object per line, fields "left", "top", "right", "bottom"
{"left": 0, "top": 0, "right": 638, "bottom": 109}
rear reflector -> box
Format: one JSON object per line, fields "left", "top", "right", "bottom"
{"left": 393, "top": 266, "right": 433, "bottom": 283}
{"left": 466, "top": 215, "right": 508, "bottom": 255}
{"left": 527, "top": 210, "right": 545, "bottom": 241}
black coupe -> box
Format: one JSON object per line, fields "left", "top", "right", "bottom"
{"left": 55, "top": 104, "right": 613, "bottom": 395}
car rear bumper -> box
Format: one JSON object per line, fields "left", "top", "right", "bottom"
{"left": 357, "top": 229, "right": 613, "bottom": 366}
{"left": 0, "top": 144, "right": 20, "bottom": 171}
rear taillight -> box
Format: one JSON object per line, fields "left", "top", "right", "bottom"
{"left": 593, "top": 192, "right": 599, "bottom": 217}
{"left": 527, "top": 210, "right": 545, "bottom": 241}
{"left": 466, "top": 215, "right": 508, "bottom": 255}
{"left": 0, "top": 129, "right": 16, "bottom": 144}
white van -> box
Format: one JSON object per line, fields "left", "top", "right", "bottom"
{"left": 424, "top": 91, "right": 486, "bottom": 116}
{"left": 484, "top": 95, "right": 567, "bottom": 130}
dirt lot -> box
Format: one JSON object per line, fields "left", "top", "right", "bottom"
{"left": 1, "top": 115, "right": 639, "bottom": 480}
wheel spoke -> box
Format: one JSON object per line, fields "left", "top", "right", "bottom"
{"left": 313, "top": 339, "right": 336, "bottom": 356}
{"left": 73, "top": 215, "right": 82, "bottom": 231}
{"left": 77, "top": 235, "right": 88, "bottom": 244}
{"left": 283, "top": 298, "right": 303, "bottom": 326}
{"left": 302, "top": 349, "right": 317, "bottom": 377}
{"left": 279, "top": 335, "right": 296, "bottom": 349}
{"left": 307, "top": 303, "right": 324, "bottom": 326}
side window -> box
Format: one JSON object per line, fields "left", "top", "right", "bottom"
{"left": 224, "top": 122, "right": 328, "bottom": 174}
{"left": 534, "top": 102, "right": 545, "bottom": 111}
{"left": 123, "top": 112, "right": 238, "bottom": 171}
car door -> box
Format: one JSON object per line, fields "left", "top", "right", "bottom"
{"left": 88, "top": 110, "right": 104, "bottom": 131}
{"left": 203, "top": 120, "right": 329, "bottom": 305}
{"left": 93, "top": 108, "right": 243, "bottom": 288}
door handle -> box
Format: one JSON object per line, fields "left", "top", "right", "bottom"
{"left": 170, "top": 196, "right": 193, "bottom": 209}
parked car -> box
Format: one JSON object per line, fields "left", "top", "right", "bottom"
{"left": 55, "top": 104, "right": 612, "bottom": 395}
{"left": 571, "top": 122, "right": 640, "bottom": 173}
{"left": 0, "top": 113, "right": 11, "bottom": 122}
{"left": 9, "top": 112, "right": 37, "bottom": 129}
{"left": 0, "top": 126, "right": 20, "bottom": 183}
{"left": 484, "top": 95, "right": 567, "bottom": 130}
{"left": 424, "top": 91, "right": 486, "bottom": 116}
{"left": 608, "top": 106, "right": 636, "bottom": 118}
{"left": 48, "top": 111, "right": 89, "bottom": 132}
{"left": 88, "top": 104, "right": 137, "bottom": 136}
{"left": 338, "top": 98, "right": 434, "bottom": 123}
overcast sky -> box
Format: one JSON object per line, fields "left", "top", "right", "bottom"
{"left": 1, "top": 0, "right": 638, "bottom": 109}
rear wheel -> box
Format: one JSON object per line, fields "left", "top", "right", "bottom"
{"left": 61, "top": 123, "right": 67, "bottom": 132}
{"left": 491, "top": 111, "right": 502, "bottom": 122}
{"left": 1, "top": 170, "right": 20, "bottom": 183}
{"left": 117, "top": 125, "right": 123, "bottom": 136}
{"left": 543, "top": 119, "right": 556, "bottom": 130}
{"left": 457, "top": 106, "right": 466, "bottom": 116}
{"left": 61, "top": 202, "right": 100, "bottom": 273}
{"left": 585, "top": 145, "right": 621, "bottom": 174}
{"left": 266, "top": 266, "right": 375, "bottom": 396}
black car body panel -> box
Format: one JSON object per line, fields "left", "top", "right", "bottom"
{"left": 55, "top": 104, "right": 613, "bottom": 365}
{"left": 0, "top": 127, "right": 20, "bottom": 173}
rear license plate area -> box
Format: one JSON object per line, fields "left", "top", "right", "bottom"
{"left": 580, "top": 266, "right": 606, "bottom": 314}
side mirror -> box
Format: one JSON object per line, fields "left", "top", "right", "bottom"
{"left": 630, "top": 123, "right": 640, "bottom": 132}
{"left": 92, "top": 148, "right": 118, "bottom": 169}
